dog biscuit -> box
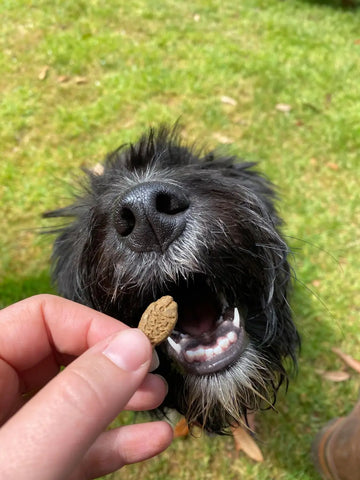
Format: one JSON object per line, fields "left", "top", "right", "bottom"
{"left": 139, "top": 296, "right": 178, "bottom": 346}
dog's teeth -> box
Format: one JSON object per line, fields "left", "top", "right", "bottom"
{"left": 167, "top": 336, "right": 182, "bottom": 354}
{"left": 196, "top": 347, "right": 205, "bottom": 359}
{"left": 185, "top": 350, "right": 196, "bottom": 363}
{"left": 205, "top": 348, "right": 215, "bottom": 360}
{"left": 214, "top": 346, "right": 223, "bottom": 355}
{"left": 233, "top": 307, "right": 241, "bottom": 328}
{"left": 218, "top": 337, "right": 230, "bottom": 349}
{"left": 227, "top": 331, "right": 237, "bottom": 344}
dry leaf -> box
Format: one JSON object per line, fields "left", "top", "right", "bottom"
{"left": 326, "top": 162, "right": 339, "bottom": 171}
{"left": 332, "top": 348, "right": 360, "bottom": 374}
{"left": 57, "top": 75, "right": 70, "bottom": 83}
{"left": 231, "top": 425, "right": 264, "bottom": 462}
{"left": 174, "top": 417, "right": 190, "bottom": 438}
{"left": 220, "top": 95, "right": 237, "bottom": 106}
{"left": 276, "top": 103, "right": 291, "bottom": 113}
{"left": 213, "top": 133, "right": 233, "bottom": 144}
{"left": 38, "top": 66, "right": 50, "bottom": 80}
{"left": 317, "top": 369, "right": 351, "bottom": 382}
{"left": 91, "top": 163, "right": 105, "bottom": 176}
{"left": 74, "top": 76, "right": 88, "bottom": 84}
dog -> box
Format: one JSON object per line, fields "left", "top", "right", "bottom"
{"left": 45, "top": 126, "right": 299, "bottom": 435}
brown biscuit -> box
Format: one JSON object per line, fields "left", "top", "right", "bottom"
{"left": 138, "top": 295, "right": 178, "bottom": 346}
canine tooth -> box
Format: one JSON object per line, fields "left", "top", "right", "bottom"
{"left": 233, "top": 307, "right": 241, "bottom": 328}
{"left": 167, "top": 336, "right": 182, "bottom": 354}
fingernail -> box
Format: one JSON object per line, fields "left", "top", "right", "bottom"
{"left": 155, "top": 374, "right": 169, "bottom": 396}
{"left": 149, "top": 350, "right": 160, "bottom": 372}
{"left": 102, "top": 329, "right": 151, "bottom": 372}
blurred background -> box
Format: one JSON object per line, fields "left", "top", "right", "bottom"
{"left": 1, "top": 1, "right": 359, "bottom": 478}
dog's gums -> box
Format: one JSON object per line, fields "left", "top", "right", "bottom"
{"left": 168, "top": 307, "right": 248, "bottom": 375}
{"left": 45, "top": 126, "right": 299, "bottom": 434}
{"left": 166, "top": 285, "right": 249, "bottom": 375}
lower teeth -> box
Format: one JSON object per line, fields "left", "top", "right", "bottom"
{"left": 184, "top": 330, "right": 238, "bottom": 363}
{"left": 167, "top": 307, "right": 242, "bottom": 363}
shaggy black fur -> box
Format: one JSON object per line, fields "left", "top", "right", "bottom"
{"left": 45, "top": 126, "right": 299, "bottom": 434}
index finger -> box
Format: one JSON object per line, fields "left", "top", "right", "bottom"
{"left": 0, "top": 294, "right": 126, "bottom": 372}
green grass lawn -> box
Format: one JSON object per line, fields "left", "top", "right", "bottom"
{"left": 1, "top": 0, "right": 360, "bottom": 478}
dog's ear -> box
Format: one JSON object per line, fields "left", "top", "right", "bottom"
{"left": 229, "top": 162, "right": 280, "bottom": 213}
{"left": 201, "top": 153, "right": 281, "bottom": 223}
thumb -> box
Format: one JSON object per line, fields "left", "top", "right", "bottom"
{"left": 0, "top": 328, "right": 153, "bottom": 480}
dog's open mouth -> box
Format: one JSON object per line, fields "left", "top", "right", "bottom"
{"left": 162, "top": 275, "right": 249, "bottom": 375}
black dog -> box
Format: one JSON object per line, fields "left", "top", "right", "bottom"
{"left": 45, "top": 126, "right": 299, "bottom": 435}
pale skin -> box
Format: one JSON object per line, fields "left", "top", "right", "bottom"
{"left": 0, "top": 294, "right": 173, "bottom": 480}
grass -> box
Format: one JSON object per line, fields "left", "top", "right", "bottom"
{"left": 1, "top": 0, "right": 360, "bottom": 478}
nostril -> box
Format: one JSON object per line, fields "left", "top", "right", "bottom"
{"left": 116, "top": 207, "right": 136, "bottom": 237}
{"left": 113, "top": 181, "right": 190, "bottom": 252}
{"left": 155, "top": 192, "right": 190, "bottom": 215}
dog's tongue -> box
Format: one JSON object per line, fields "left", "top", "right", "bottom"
{"left": 178, "top": 298, "right": 218, "bottom": 337}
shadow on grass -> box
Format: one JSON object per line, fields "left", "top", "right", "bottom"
{"left": 297, "top": 0, "right": 359, "bottom": 9}
{"left": 257, "top": 279, "right": 354, "bottom": 478}
{"left": 0, "top": 270, "right": 55, "bottom": 309}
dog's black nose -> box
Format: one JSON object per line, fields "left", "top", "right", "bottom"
{"left": 114, "top": 182, "right": 190, "bottom": 252}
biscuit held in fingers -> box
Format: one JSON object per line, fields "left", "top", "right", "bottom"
{"left": 138, "top": 296, "right": 178, "bottom": 347}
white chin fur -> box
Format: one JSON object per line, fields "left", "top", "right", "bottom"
{"left": 183, "top": 343, "right": 273, "bottom": 429}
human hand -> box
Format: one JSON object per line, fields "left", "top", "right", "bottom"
{"left": 0, "top": 294, "right": 173, "bottom": 480}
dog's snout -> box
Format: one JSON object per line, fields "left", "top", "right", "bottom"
{"left": 114, "top": 182, "right": 190, "bottom": 252}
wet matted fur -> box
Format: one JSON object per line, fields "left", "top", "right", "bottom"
{"left": 45, "top": 126, "right": 299, "bottom": 434}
